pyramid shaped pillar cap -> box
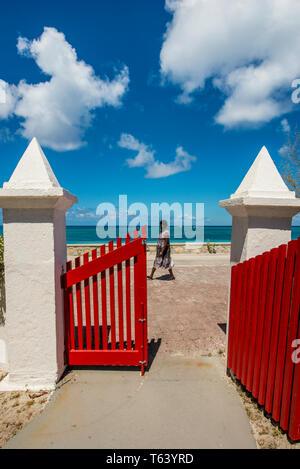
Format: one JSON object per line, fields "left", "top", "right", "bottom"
{"left": 219, "top": 146, "right": 300, "bottom": 217}
{"left": 0, "top": 138, "right": 77, "bottom": 208}
{"left": 231, "top": 146, "right": 295, "bottom": 199}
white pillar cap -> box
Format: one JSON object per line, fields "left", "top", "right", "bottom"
{"left": 220, "top": 146, "right": 300, "bottom": 217}
{"left": 0, "top": 138, "right": 77, "bottom": 209}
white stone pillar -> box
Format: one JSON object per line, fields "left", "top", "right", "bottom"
{"left": 220, "top": 146, "right": 300, "bottom": 264}
{"left": 0, "top": 138, "right": 77, "bottom": 390}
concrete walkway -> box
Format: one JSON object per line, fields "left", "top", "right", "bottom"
{"left": 5, "top": 354, "right": 256, "bottom": 449}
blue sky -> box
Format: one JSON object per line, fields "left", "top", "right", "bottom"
{"left": 0, "top": 0, "right": 299, "bottom": 225}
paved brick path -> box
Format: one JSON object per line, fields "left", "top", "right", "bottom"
{"left": 147, "top": 265, "right": 230, "bottom": 356}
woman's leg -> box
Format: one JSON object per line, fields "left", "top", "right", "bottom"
{"left": 148, "top": 267, "right": 156, "bottom": 279}
{"left": 168, "top": 268, "right": 175, "bottom": 280}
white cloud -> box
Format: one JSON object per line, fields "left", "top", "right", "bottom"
{"left": 0, "top": 27, "right": 129, "bottom": 151}
{"left": 281, "top": 118, "right": 291, "bottom": 134}
{"left": 160, "top": 0, "right": 300, "bottom": 128}
{"left": 118, "top": 133, "right": 196, "bottom": 178}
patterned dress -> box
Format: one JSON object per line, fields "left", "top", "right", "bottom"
{"left": 153, "top": 230, "right": 174, "bottom": 269}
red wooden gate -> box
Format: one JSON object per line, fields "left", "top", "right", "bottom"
{"left": 227, "top": 237, "right": 300, "bottom": 441}
{"left": 62, "top": 228, "right": 148, "bottom": 375}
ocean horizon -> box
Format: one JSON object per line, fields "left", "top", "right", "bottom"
{"left": 65, "top": 225, "right": 300, "bottom": 244}
{"left": 0, "top": 225, "right": 299, "bottom": 244}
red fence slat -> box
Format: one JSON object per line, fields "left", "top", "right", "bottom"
{"left": 241, "top": 257, "right": 255, "bottom": 386}
{"left": 227, "top": 265, "right": 238, "bottom": 370}
{"left": 92, "top": 249, "right": 100, "bottom": 350}
{"left": 83, "top": 253, "right": 92, "bottom": 350}
{"left": 117, "top": 237, "right": 124, "bottom": 351}
{"left": 100, "top": 244, "right": 108, "bottom": 350}
{"left": 265, "top": 244, "right": 287, "bottom": 413}
{"left": 75, "top": 256, "right": 84, "bottom": 350}
{"left": 258, "top": 247, "right": 278, "bottom": 406}
{"left": 280, "top": 239, "right": 300, "bottom": 431}
{"left": 252, "top": 251, "right": 270, "bottom": 399}
{"left": 272, "top": 240, "right": 298, "bottom": 422}
{"left": 109, "top": 240, "right": 116, "bottom": 350}
{"left": 236, "top": 262, "right": 249, "bottom": 380}
{"left": 125, "top": 234, "right": 132, "bottom": 351}
{"left": 232, "top": 263, "right": 243, "bottom": 375}
{"left": 246, "top": 255, "right": 263, "bottom": 392}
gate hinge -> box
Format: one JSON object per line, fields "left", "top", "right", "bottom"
{"left": 139, "top": 361, "right": 146, "bottom": 365}
{"left": 139, "top": 318, "right": 146, "bottom": 322}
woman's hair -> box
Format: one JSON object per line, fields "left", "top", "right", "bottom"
{"left": 161, "top": 220, "right": 168, "bottom": 231}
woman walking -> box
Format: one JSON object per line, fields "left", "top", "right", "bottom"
{"left": 148, "top": 220, "right": 175, "bottom": 280}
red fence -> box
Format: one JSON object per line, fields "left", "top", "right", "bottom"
{"left": 62, "top": 228, "right": 148, "bottom": 375}
{"left": 228, "top": 237, "right": 300, "bottom": 441}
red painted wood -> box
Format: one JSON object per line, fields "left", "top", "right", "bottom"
{"left": 140, "top": 240, "right": 148, "bottom": 369}
{"left": 100, "top": 244, "right": 108, "bottom": 350}
{"left": 226, "top": 238, "right": 300, "bottom": 440}
{"left": 68, "top": 350, "right": 140, "bottom": 366}
{"left": 92, "top": 249, "right": 100, "bottom": 350}
{"left": 232, "top": 263, "right": 243, "bottom": 375}
{"left": 241, "top": 257, "right": 255, "bottom": 386}
{"left": 141, "top": 225, "right": 147, "bottom": 239}
{"left": 63, "top": 261, "right": 72, "bottom": 359}
{"left": 236, "top": 261, "right": 249, "bottom": 380}
{"left": 252, "top": 251, "right": 270, "bottom": 399}
{"left": 83, "top": 253, "right": 92, "bottom": 350}
{"left": 246, "top": 255, "right": 263, "bottom": 392}
{"left": 227, "top": 265, "right": 238, "bottom": 370}
{"left": 133, "top": 254, "right": 140, "bottom": 351}
{"left": 272, "top": 240, "right": 297, "bottom": 422}
{"left": 288, "top": 288, "right": 300, "bottom": 441}
{"left": 65, "top": 239, "right": 143, "bottom": 287}
{"left": 75, "top": 256, "right": 84, "bottom": 350}
{"left": 117, "top": 238, "right": 124, "bottom": 350}
{"left": 125, "top": 234, "right": 132, "bottom": 351}
{"left": 109, "top": 240, "right": 116, "bottom": 350}
{"left": 133, "top": 229, "right": 138, "bottom": 239}
{"left": 280, "top": 239, "right": 300, "bottom": 431}
{"left": 258, "top": 248, "right": 278, "bottom": 406}
{"left": 63, "top": 233, "right": 148, "bottom": 373}
{"left": 265, "top": 244, "right": 287, "bottom": 413}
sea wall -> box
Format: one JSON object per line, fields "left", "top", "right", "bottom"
{"left": 67, "top": 242, "right": 231, "bottom": 258}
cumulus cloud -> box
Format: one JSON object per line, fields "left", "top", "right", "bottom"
{"left": 160, "top": 0, "right": 300, "bottom": 128}
{"left": 118, "top": 133, "right": 196, "bottom": 178}
{"left": 0, "top": 27, "right": 129, "bottom": 151}
{"left": 281, "top": 118, "right": 291, "bottom": 134}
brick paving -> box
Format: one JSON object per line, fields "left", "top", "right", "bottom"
{"left": 147, "top": 265, "right": 230, "bottom": 356}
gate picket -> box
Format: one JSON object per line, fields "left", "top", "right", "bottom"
{"left": 280, "top": 239, "right": 300, "bottom": 431}
{"left": 109, "top": 240, "right": 116, "bottom": 350}
{"left": 125, "top": 234, "right": 132, "bottom": 351}
{"left": 258, "top": 248, "right": 278, "bottom": 406}
{"left": 83, "top": 252, "right": 92, "bottom": 350}
{"left": 246, "top": 255, "right": 262, "bottom": 392}
{"left": 75, "top": 256, "right": 84, "bottom": 350}
{"left": 91, "top": 248, "right": 100, "bottom": 350}
{"left": 117, "top": 237, "right": 124, "bottom": 350}
{"left": 252, "top": 251, "right": 270, "bottom": 399}
{"left": 272, "top": 240, "right": 297, "bottom": 422}
{"left": 99, "top": 245, "right": 108, "bottom": 350}
{"left": 265, "top": 244, "right": 287, "bottom": 413}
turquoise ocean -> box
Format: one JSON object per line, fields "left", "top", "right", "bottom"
{"left": 64, "top": 225, "right": 300, "bottom": 244}
{"left": 0, "top": 225, "right": 299, "bottom": 244}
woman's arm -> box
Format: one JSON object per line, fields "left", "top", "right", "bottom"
{"left": 160, "top": 238, "right": 169, "bottom": 256}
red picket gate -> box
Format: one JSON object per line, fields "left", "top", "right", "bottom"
{"left": 62, "top": 228, "right": 148, "bottom": 375}
{"left": 227, "top": 237, "right": 300, "bottom": 441}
